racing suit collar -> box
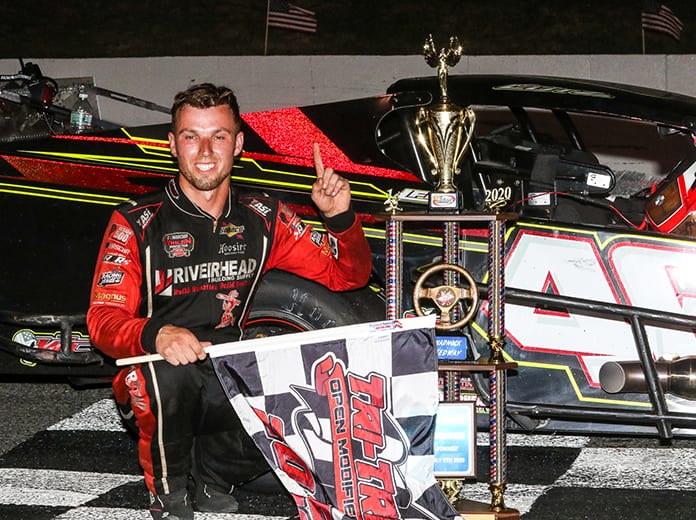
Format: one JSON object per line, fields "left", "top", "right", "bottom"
{"left": 166, "top": 177, "right": 233, "bottom": 221}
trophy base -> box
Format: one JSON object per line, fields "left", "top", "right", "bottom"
{"left": 429, "top": 191, "right": 462, "bottom": 213}
{"left": 454, "top": 499, "right": 520, "bottom": 520}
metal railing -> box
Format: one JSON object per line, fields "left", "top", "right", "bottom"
{"left": 486, "top": 284, "right": 696, "bottom": 439}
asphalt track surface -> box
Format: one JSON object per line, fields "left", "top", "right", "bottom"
{"left": 0, "top": 381, "right": 695, "bottom": 519}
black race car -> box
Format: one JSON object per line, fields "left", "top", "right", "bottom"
{"left": 2, "top": 61, "right": 696, "bottom": 439}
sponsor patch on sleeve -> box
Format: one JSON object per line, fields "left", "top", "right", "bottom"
{"left": 328, "top": 234, "right": 339, "bottom": 259}
{"left": 109, "top": 224, "right": 133, "bottom": 244}
{"left": 310, "top": 230, "right": 325, "bottom": 248}
{"left": 102, "top": 253, "right": 130, "bottom": 266}
{"left": 91, "top": 291, "right": 127, "bottom": 307}
{"left": 97, "top": 269, "right": 125, "bottom": 287}
{"left": 278, "top": 202, "right": 308, "bottom": 240}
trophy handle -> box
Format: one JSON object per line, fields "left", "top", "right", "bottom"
{"left": 453, "top": 107, "right": 476, "bottom": 168}
{"left": 414, "top": 108, "right": 441, "bottom": 180}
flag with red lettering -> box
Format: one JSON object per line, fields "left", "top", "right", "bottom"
{"left": 211, "top": 315, "right": 460, "bottom": 520}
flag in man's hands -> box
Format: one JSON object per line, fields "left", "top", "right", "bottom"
{"left": 210, "top": 315, "right": 461, "bottom": 520}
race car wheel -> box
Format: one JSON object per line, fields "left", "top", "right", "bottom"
{"left": 243, "top": 270, "right": 385, "bottom": 339}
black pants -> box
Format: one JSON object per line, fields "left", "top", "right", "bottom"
{"left": 115, "top": 358, "right": 269, "bottom": 495}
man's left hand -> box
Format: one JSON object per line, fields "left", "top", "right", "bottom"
{"left": 311, "top": 143, "right": 351, "bottom": 218}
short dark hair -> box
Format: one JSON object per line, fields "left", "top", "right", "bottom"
{"left": 171, "top": 83, "right": 241, "bottom": 131}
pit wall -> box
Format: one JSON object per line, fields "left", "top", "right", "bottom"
{"left": 2, "top": 54, "right": 694, "bottom": 126}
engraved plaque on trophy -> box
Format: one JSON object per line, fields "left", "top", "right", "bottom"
{"left": 415, "top": 35, "right": 476, "bottom": 213}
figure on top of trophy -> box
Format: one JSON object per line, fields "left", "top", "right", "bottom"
{"left": 423, "top": 34, "right": 462, "bottom": 104}
{"left": 415, "top": 34, "right": 476, "bottom": 213}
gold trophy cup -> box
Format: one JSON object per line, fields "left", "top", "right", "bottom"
{"left": 415, "top": 35, "right": 476, "bottom": 212}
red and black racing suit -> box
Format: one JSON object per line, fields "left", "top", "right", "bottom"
{"left": 87, "top": 178, "right": 372, "bottom": 496}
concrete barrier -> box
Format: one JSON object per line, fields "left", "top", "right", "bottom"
{"left": 2, "top": 55, "right": 694, "bottom": 126}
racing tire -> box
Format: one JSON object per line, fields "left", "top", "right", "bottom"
{"left": 243, "top": 270, "right": 385, "bottom": 338}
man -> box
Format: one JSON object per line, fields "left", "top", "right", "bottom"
{"left": 87, "top": 83, "right": 372, "bottom": 520}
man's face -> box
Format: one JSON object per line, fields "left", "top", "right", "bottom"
{"left": 168, "top": 104, "right": 244, "bottom": 193}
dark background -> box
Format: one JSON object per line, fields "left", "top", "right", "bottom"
{"left": 3, "top": 0, "right": 695, "bottom": 58}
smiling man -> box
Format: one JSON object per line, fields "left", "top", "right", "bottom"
{"left": 87, "top": 83, "right": 372, "bottom": 520}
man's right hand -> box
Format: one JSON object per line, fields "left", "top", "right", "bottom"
{"left": 155, "top": 324, "right": 210, "bottom": 365}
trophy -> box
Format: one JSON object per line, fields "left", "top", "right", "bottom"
{"left": 415, "top": 35, "right": 476, "bottom": 213}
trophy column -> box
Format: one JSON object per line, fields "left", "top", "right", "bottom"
{"left": 385, "top": 218, "right": 403, "bottom": 321}
{"left": 486, "top": 216, "right": 509, "bottom": 513}
{"left": 381, "top": 34, "right": 520, "bottom": 519}
{"left": 382, "top": 212, "right": 518, "bottom": 520}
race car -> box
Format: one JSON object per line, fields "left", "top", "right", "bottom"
{"left": 1, "top": 60, "right": 696, "bottom": 439}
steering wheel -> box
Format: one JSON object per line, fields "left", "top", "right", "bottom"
{"left": 413, "top": 263, "right": 479, "bottom": 330}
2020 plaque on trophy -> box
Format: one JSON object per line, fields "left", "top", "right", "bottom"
{"left": 415, "top": 35, "right": 476, "bottom": 213}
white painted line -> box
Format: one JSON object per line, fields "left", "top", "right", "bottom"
{"left": 48, "top": 399, "right": 126, "bottom": 432}
{"left": 477, "top": 432, "right": 590, "bottom": 448}
{"left": 556, "top": 447, "right": 696, "bottom": 490}
{"left": 54, "top": 508, "right": 290, "bottom": 520}
{"left": 0, "top": 468, "right": 141, "bottom": 506}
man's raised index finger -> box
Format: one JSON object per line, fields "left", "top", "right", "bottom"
{"left": 313, "top": 142, "right": 324, "bottom": 176}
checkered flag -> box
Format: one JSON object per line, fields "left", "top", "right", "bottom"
{"left": 210, "top": 315, "right": 460, "bottom": 520}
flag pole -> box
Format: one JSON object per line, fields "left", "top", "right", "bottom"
{"left": 642, "top": 27, "right": 646, "bottom": 54}
{"left": 264, "top": 0, "right": 270, "bottom": 56}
